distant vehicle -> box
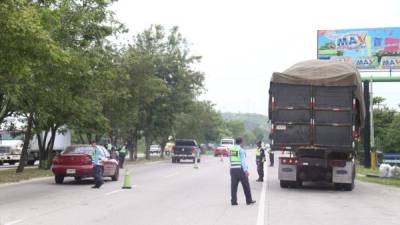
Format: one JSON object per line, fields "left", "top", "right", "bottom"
{"left": 172, "top": 139, "right": 200, "bottom": 163}
{"left": 0, "top": 116, "right": 71, "bottom": 166}
{"left": 214, "top": 146, "right": 228, "bottom": 157}
{"left": 220, "top": 138, "right": 235, "bottom": 148}
{"left": 51, "top": 145, "right": 119, "bottom": 184}
{"left": 149, "top": 144, "right": 161, "bottom": 154}
{"left": 0, "top": 131, "right": 24, "bottom": 165}
{"left": 269, "top": 60, "right": 364, "bottom": 191}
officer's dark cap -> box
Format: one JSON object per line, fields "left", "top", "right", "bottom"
{"left": 235, "top": 137, "right": 243, "bottom": 145}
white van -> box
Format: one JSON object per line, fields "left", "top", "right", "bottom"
{"left": 220, "top": 138, "right": 235, "bottom": 148}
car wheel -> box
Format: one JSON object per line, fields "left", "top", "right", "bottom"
{"left": 55, "top": 175, "right": 64, "bottom": 184}
{"left": 9, "top": 162, "right": 15, "bottom": 165}
{"left": 111, "top": 167, "right": 119, "bottom": 181}
{"left": 74, "top": 177, "right": 82, "bottom": 183}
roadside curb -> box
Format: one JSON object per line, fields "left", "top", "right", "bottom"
{"left": 0, "top": 176, "right": 53, "bottom": 189}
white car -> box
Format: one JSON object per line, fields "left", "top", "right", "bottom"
{"left": 149, "top": 145, "right": 161, "bottom": 154}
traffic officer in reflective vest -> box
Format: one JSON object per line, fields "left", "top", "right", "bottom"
{"left": 255, "top": 140, "right": 266, "bottom": 182}
{"left": 229, "top": 137, "right": 256, "bottom": 205}
{"left": 119, "top": 143, "right": 127, "bottom": 168}
{"left": 91, "top": 141, "right": 104, "bottom": 189}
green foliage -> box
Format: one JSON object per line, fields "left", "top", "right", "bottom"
{"left": 174, "top": 101, "right": 224, "bottom": 143}
{"left": 221, "top": 113, "right": 269, "bottom": 145}
{"left": 372, "top": 96, "right": 400, "bottom": 152}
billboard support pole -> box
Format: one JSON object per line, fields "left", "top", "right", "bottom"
{"left": 363, "top": 80, "right": 371, "bottom": 168}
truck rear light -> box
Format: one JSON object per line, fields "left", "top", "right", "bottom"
{"left": 280, "top": 157, "right": 299, "bottom": 165}
{"left": 272, "top": 97, "right": 276, "bottom": 109}
{"left": 329, "top": 160, "right": 346, "bottom": 167}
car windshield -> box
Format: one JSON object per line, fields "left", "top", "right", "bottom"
{"left": 0, "top": 132, "right": 24, "bottom": 141}
{"left": 221, "top": 140, "right": 233, "bottom": 145}
{"left": 62, "top": 146, "right": 93, "bottom": 154}
{"left": 175, "top": 140, "right": 196, "bottom": 146}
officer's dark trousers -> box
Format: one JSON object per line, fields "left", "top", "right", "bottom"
{"left": 269, "top": 152, "right": 274, "bottom": 166}
{"left": 93, "top": 165, "right": 104, "bottom": 188}
{"left": 257, "top": 161, "right": 264, "bottom": 180}
{"left": 119, "top": 153, "right": 126, "bottom": 168}
{"left": 230, "top": 168, "right": 252, "bottom": 204}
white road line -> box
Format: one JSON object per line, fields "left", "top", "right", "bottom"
{"left": 105, "top": 186, "right": 136, "bottom": 196}
{"left": 256, "top": 165, "right": 268, "bottom": 225}
{"left": 5, "top": 219, "right": 23, "bottom": 225}
{"left": 163, "top": 172, "right": 179, "bottom": 178}
{"left": 145, "top": 161, "right": 163, "bottom": 165}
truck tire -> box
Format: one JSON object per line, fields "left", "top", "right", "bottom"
{"left": 172, "top": 158, "right": 176, "bottom": 163}
{"left": 280, "top": 180, "right": 290, "bottom": 188}
{"left": 197, "top": 158, "right": 201, "bottom": 163}
{"left": 111, "top": 168, "right": 119, "bottom": 181}
{"left": 9, "top": 161, "right": 15, "bottom": 165}
{"left": 55, "top": 175, "right": 64, "bottom": 184}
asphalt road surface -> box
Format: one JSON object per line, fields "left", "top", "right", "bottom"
{"left": 0, "top": 150, "right": 399, "bottom": 225}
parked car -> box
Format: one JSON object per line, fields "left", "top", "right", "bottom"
{"left": 214, "top": 146, "right": 229, "bottom": 157}
{"left": 172, "top": 139, "right": 201, "bottom": 163}
{"left": 51, "top": 144, "right": 119, "bottom": 184}
{"left": 149, "top": 144, "right": 161, "bottom": 154}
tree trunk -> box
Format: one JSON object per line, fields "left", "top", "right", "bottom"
{"left": 16, "top": 113, "right": 34, "bottom": 173}
{"left": 133, "top": 135, "right": 138, "bottom": 161}
{"left": 144, "top": 134, "right": 151, "bottom": 160}
{"left": 160, "top": 138, "right": 167, "bottom": 159}
{"left": 44, "top": 126, "right": 57, "bottom": 169}
{"left": 86, "top": 133, "right": 92, "bottom": 144}
{"left": 79, "top": 133, "right": 85, "bottom": 144}
{"left": 38, "top": 131, "right": 49, "bottom": 169}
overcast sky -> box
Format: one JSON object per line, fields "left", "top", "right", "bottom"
{"left": 111, "top": 0, "right": 400, "bottom": 115}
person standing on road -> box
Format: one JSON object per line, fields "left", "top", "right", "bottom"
{"left": 229, "top": 137, "right": 256, "bottom": 206}
{"left": 119, "top": 143, "right": 128, "bottom": 168}
{"left": 106, "top": 140, "right": 113, "bottom": 153}
{"left": 255, "top": 141, "right": 266, "bottom": 182}
{"left": 91, "top": 141, "right": 104, "bottom": 189}
{"left": 266, "top": 143, "right": 274, "bottom": 167}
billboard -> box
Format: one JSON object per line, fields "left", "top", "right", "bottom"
{"left": 317, "top": 27, "right": 400, "bottom": 70}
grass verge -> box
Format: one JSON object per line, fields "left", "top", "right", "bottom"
{"left": 356, "top": 165, "right": 400, "bottom": 188}
{"left": 0, "top": 168, "right": 53, "bottom": 184}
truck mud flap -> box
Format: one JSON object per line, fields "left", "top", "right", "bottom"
{"left": 278, "top": 164, "right": 297, "bottom": 181}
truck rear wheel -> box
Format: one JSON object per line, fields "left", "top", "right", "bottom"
{"left": 280, "top": 180, "right": 290, "bottom": 188}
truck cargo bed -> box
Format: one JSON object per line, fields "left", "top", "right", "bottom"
{"left": 269, "top": 83, "right": 358, "bottom": 152}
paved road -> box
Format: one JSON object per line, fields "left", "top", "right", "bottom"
{"left": 0, "top": 150, "right": 399, "bottom": 225}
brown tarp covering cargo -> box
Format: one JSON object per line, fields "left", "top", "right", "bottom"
{"left": 270, "top": 60, "right": 365, "bottom": 127}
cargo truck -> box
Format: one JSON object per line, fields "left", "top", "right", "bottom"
{"left": 268, "top": 60, "right": 365, "bottom": 191}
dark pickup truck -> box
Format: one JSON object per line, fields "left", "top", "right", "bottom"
{"left": 172, "top": 139, "right": 201, "bottom": 163}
